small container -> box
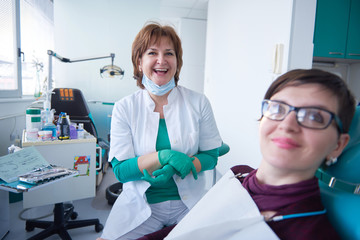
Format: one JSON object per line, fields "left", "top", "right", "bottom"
{"left": 38, "top": 130, "right": 52, "bottom": 141}
{"left": 42, "top": 123, "right": 57, "bottom": 140}
{"left": 26, "top": 108, "right": 41, "bottom": 131}
{"left": 70, "top": 123, "right": 78, "bottom": 139}
{"left": 30, "top": 117, "right": 41, "bottom": 132}
{"left": 77, "top": 123, "right": 85, "bottom": 139}
{"left": 26, "top": 128, "right": 39, "bottom": 141}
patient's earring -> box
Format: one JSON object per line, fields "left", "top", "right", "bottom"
{"left": 326, "top": 156, "right": 338, "bottom": 166}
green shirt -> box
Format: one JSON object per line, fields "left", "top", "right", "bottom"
{"left": 145, "top": 119, "right": 180, "bottom": 203}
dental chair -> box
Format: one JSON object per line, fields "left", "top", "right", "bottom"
{"left": 316, "top": 106, "right": 360, "bottom": 239}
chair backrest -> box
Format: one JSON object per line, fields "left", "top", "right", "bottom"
{"left": 219, "top": 142, "right": 230, "bottom": 157}
{"left": 212, "top": 142, "right": 230, "bottom": 185}
{"left": 317, "top": 105, "right": 360, "bottom": 239}
{"left": 51, "top": 88, "right": 98, "bottom": 138}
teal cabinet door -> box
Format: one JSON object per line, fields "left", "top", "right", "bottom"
{"left": 346, "top": 0, "right": 360, "bottom": 59}
{"left": 313, "top": 0, "right": 351, "bottom": 58}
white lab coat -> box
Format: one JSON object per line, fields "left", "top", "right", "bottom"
{"left": 102, "top": 86, "right": 222, "bottom": 239}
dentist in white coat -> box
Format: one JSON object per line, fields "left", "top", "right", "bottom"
{"left": 98, "top": 22, "right": 222, "bottom": 240}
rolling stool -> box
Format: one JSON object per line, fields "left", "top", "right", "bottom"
{"left": 105, "top": 182, "right": 122, "bottom": 205}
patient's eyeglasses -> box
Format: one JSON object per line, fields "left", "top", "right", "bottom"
{"left": 261, "top": 99, "right": 343, "bottom": 133}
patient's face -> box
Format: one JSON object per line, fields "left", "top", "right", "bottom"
{"left": 259, "top": 83, "right": 343, "bottom": 181}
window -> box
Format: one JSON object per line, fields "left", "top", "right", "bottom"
{"left": 0, "top": 0, "right": 54, "bottom": 98}
{"left": 0, "top": 0, "right": 20, "bottom": 97}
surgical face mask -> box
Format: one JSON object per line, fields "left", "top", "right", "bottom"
{"left": 142, "top": 73, "right": 175, "bottom": 96}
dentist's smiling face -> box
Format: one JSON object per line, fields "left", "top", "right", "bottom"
{"left": 139, "top": 36, "right": 177, "bottom": 86}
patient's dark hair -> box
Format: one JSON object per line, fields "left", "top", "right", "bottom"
{"left": 131, "top": 21, "right": 183, "bottom": 89}
{"left": 264, "top": 69, "right": 356, "bottom": 133}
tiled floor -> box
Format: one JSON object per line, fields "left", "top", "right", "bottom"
{"left": 3, "top": 169, "right": 118, "bottom": 240}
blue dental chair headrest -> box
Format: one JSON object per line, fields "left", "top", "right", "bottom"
{"left": 326, "top": 105, "right": 360, "bottom": 183}
{"left": 316, "top": 105, "right": 360, "bottom": 239}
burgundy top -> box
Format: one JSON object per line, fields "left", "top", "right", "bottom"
{"left": 138, "top": 165, "right": 341, "bottom": 240}
{"left": 232, "top": 165, "right": 340, "bottom": 240}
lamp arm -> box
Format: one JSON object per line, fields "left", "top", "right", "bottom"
{"left": 47, "top": 50, "right": 115, "bottom": 63}
{"left": 67, "top": 55, "right": 114, "bottom": 63}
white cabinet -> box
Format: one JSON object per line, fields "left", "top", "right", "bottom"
{"left": 21, "top": 132, "right": 96, "bottom": 208}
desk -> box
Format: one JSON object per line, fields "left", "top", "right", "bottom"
{"left": 21, "top": 132, "right": 96, "bottom": 208}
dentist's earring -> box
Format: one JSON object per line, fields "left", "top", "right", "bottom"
{"left": 325, "top": 156, "right": 338, "bottom": 166}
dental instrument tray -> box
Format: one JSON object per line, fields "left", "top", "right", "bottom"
{"left": 18, "top": 165, "right": 79, "bottom": 184}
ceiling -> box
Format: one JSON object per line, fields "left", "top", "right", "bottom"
{"left": 160, "top": 0, "right": 209, "bottom": 19}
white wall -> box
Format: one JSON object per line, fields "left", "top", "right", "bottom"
{"left": 349, "top": 63, "right": 360, "bottom": 102}
{"left": 204, "top": 0, "right": 316, "bottom": 174}
{"left": 0, "top": 99, "right": 33, "bottom": 156}
{"left": 178, "top": 18, "right": 207, "bottom": 93}
{"left": 288, "top": 0, "right": 317, "bottom": 69}
{"left": 312, "top": 62, "right": 360, "bottom": 103}
{"left": 53, "top": 0, "right": 207, "bottom": 139}
{"left": 54, "top": 0, "right": 159, "bottom": 102}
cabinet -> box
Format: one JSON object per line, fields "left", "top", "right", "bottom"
{"left": 313, "top": 0, "right": 360, "bottom": 60}
{"left": 346, "top": 0, "right": 360, "bottom": 59}
{"left": 21, "top": 132, "right": 97, "bottom": 208}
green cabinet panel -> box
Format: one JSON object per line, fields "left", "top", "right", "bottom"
{"left": 313, "top": 0, "right": 360, "bottom": 60}
{"left": 313, "top": 0, "right": 351, "bottom": 58}
{"left": 346, "top": 0, "right": 360, "bottom": 59}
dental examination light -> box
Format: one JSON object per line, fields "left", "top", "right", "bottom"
{"left": 100, "top": 53, "right": 125, "bottom": 79}
{"left": 45, "top": 50, "right": 125, "bottom": 109}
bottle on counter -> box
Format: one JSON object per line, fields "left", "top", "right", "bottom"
{"left": 57, "top": 112, "right": 70, "bottom": 140}
{"left": 70, "top": 122, "right": 78, "bottom": 139}
{"left": 41, "top": 108, "right": 56, "bottom": 140}
{"left": 77, "top": 123, "right": 85, "bottom": 139}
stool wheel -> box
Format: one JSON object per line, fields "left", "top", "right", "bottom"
{"left": 95, "top": 223, "right": 104, "bottom": 232}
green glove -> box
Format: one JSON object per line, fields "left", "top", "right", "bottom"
{"left": 141, "top": 165, "right": 176, "bottom": 186}
{"left": 158, "top": 149, "right": 198, "bottom": 180}
{"left": 142, "top": 169, "right": 156, "bottom": 185}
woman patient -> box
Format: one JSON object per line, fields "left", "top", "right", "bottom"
{"left": 139, "top": 69, "right": 356, "bottom": 240}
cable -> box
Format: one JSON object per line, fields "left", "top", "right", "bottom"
{"left": 18, "top": 203, "right": 74, "bottom": 221}
{"left": 268, "top": 209, "right": 327, "bottom": 222}
{"left": 18, "top": 207, "right": 53, "bottom": 221}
